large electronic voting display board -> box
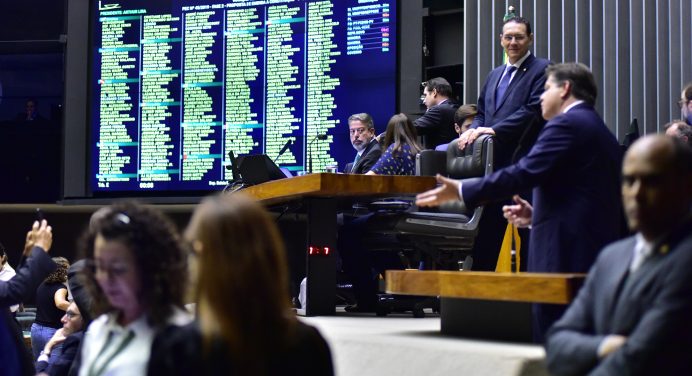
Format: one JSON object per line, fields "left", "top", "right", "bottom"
{"left": 90, "top": 0, "right": 397, "bottom": 192}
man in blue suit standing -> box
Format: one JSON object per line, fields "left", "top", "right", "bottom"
{"left": 457, "top": 16, "right": 551, "bottom": 271}
{"left": 416, "top": 63, "right": 623, "bottom": 341}
{"left": 545, "top": 135, "right": 692, "bottom": 375}
{"left": 459, "top": 16, "right": 550, "bottom": 168}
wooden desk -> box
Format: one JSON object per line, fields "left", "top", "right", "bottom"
{"left": 386, "top": 270, "right": 586, "bottom": 342}
{"left": 242, "top": 173, "right": 437, "bottom": 315}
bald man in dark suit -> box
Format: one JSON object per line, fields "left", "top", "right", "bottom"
{"left": 545, "top": 135, "right": 692, "bottom": 375}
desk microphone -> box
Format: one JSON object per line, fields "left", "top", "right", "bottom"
{"left": 308, "top": 134, "right": 328, "bottom": 174}
{"left": 273, "top": 138, "right": 294, "bottom": 163}
{"left": 224, "top": 150, "right": 247, "bottom": 193}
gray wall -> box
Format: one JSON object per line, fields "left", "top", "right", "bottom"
{"left": 63, "top": 0, "right": 90, "bottom": 199}
{"left": 463, "top": 0, "right": 692, "bottom": 140}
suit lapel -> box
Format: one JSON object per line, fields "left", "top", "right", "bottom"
{"left": 609, "top": 220, "right": 692, "bottom": 332}
{"left": 495, "top": 54, "right": 535, "bottom": 112}
{"left": 488, "top": 68, "right": 503, "bottom": 114}
{"left": 602, "top": 239, "right": 635, "bottom": 328}
{"left": 352, "top": 140, "right": 374, "bottom": 173}
{"left": 610, "top": 252, "right": 665, "bottom": 332}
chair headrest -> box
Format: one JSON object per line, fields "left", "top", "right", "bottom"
{"left": 446, "top": 134, "right": 492, "bottom": 179}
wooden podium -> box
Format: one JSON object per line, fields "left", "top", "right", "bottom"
{"left": 243, "top": 173, "right": 436, "bottom": 315}
{"left": 386, "top": 270, "right": 586, "bottom": 342}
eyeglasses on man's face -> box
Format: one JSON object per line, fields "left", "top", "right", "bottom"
{"left": 349, "top": 127, "right": 369, "bottom": 135}
{"left": 502, "top": 34, "right": 528, "bottom": 42}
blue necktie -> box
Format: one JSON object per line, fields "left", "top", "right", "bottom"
{"left": 353, "top": 153, "right": 361, "bottom": 169}
{"left": 495, "top": 65, "right": 517, "bottom": 105}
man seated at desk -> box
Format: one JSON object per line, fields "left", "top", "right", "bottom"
{"left": 339, "top": 114, "right": 424, "bottom": 312}
{"left": 344, "top": 113, "right": 381, "bottom": 174}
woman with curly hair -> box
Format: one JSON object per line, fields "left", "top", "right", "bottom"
{"left": 148, "top": 193, "right": 333, "bottom": 375}
{"left": 31, "top": 256, "right": 70, "bottom": 361}
{"left": 77, "top": 201, "right": 190, "bottom": 376}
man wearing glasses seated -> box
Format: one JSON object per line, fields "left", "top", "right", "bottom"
{"left": 36, "top": 302, "right": 85, "bottom": 376}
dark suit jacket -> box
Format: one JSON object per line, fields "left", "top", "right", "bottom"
{"left": 545, "top": 220, "right": 692, "bottom": 375}
{"left": 472, "top": 54, "right": 551, "bottom": 168}
{"left": 36, "top": 331, "right": 83, "bottom": 376}
{"left": 0, "top": 247, "right": 56, "bottom": 376}
{"left": 414, "top": 100, "right": 459, "bottom": 149}
{"left": 148, "top": 321, "right": 334, "bottom": 376}
{"left": 462, "top": 103, "right": 623, "bottom": 273}
{"left": 344, "top": 139, "right": 381, "bottom": 174}
{"left": 0, "top": 247, "right": 56, "bottom": 307}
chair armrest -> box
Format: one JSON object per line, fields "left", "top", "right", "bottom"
{"left": 416, "top": 150, "right": 447, "bottom": 176}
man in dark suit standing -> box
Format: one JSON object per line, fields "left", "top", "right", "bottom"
{"left": 545, "top": 135, "right": 692, "bottom": 375}
{"left": 416, "top": 63, "right": 623, "bottom": 341}
{"left": 343, "top": 113, "right": 381, "bottom": 174}
{"left": 414, "top": 77, "right": 459, "bottom": 149}
{"left": 457, "top": 16, "right": 551, "bottom": 271}
{"left": 459, "top": 16, "right": 550, "bottom": 167}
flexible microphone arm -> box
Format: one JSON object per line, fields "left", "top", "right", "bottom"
{"left": 307, "top": 134, "right": 328, "bottom": 174}
{"left": 273, "top": 138, "right": 294, "bottom": 163}
{"left": 225, "top": 150, "right": 240, "bottom": 182}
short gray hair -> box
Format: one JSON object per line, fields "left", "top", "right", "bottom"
{"left": 348, "top": 113, "right": 374, "bottom": 130}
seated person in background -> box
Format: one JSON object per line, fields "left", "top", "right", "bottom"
{"left": 366, "top": 113, "right": 423, "bottom": 175}
{"left": 16, "top": 98, "right": 46, "bottom": 121}
{"left": 435, "top": 104, "right": 478, "bottom": 151}
{"left": 414, "top": 77, "right": 459, "bottom": 149}
{"left": 344, "top": 113, "right": 381, "bottom": 174}
{"left": 545, "top": 135, "right": 692, "bottom": 375}
{"left": 77, "top": 202, "right": 191, "bottom": 376}
{"left": 0, "top": 242, "right": 19, "bottom": 314}
{"left": 35, "top": 260, "right": 94, "bottom": 376}
{"left": 148, "top": 193, "right": 333, "bottom": 375}
{"left": 0, "top": 220, "right": 55, "bottom": 376}
{"left": 339, "top": 114, "right": 423, "bottom": 311}
{"left": 31, "top": 257, "right": 70, "bottom": 361}
{"left": 36, "top": 302, "right": 84, "bottom": 376}
{"left": 664, "top": 119, "right": 692, "bottom": 146}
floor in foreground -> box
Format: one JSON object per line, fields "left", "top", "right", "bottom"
{"left": 301, "top": 309, "right": 549, "bottom": 376}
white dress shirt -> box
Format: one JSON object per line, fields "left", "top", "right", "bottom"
{"left": 79, "top": 308, "right": 190, "bottom": 376}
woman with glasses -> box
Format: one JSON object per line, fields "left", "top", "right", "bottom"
{"left": 77, "top": 201, "right": 190, "bottom": 376}
{"left": 365, "top": 113, "right": 423, "bottom": 175}
{"left": 148, "top": 193, "right": 333, "bottom": 375}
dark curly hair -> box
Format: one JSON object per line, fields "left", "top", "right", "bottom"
{"left": 44, "top": 257, "right": 69, "bottom": 284}
{"left": 79, "top": 201, "right": 187, "bottom": 327}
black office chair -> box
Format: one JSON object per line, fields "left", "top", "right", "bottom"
{"left": 360, "top": 135, "right": 494, "bottom": 317}
{"left": 364, "top": 134, "right": 495, "bottom": 269}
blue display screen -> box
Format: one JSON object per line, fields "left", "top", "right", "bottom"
{"left": 89, "top": 0, "right": 397, "bottom": 193}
